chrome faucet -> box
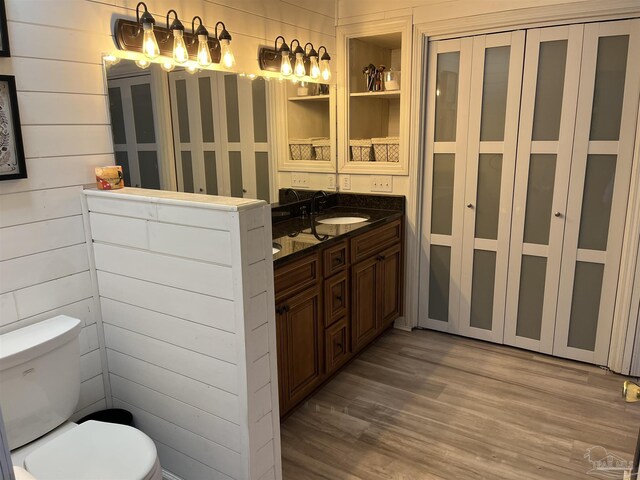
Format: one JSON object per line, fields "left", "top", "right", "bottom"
{"left": 311, "top": 190, "right": 329, "bottom": 216}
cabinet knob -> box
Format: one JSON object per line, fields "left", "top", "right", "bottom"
{"left": 467, "top": 203, "right": 474, "bottom": 209}
{"left": 376, "top": 254, "right": 386, "bottom": 261}
{"left": 554, "top": 211, "right": 562, "bottom": 218}
{"left": 335, "top": 295, "right": 343, "bottom": 302}
{"left": 199, "top": 188, "right": 204, "bottom": 193}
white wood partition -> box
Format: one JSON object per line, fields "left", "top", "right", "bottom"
{"left": 82, "top": 188, "right": 281, "bottom": 480}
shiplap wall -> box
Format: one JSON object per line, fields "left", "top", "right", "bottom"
{"left": 0, "top": 0, "right": 334, "bottom": 424}
{"left": 83, "top": 188, "right": 280, "bottom": 480}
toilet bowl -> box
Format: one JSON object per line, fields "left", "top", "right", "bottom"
{"left": 0, "top": 316, "right": 162, "bottom": 479}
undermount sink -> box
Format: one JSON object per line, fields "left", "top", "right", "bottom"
{"left": 316, "top": 215, "right": 369, "bottom": 225}
{"left": 272, "top": 242, "right": 282, "bottom": 255}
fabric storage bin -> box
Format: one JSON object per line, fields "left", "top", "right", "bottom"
{"left": 289, "top": 139, "right": 315, "bottom": 160}
{"left": 372, "top": 137, "right": 400, "bottom": 162}
{"left": 350, "top": 139, "right": 373, "bottom": 161}
{"left": 311, "top": 138, "right": 331, "bottom": 161}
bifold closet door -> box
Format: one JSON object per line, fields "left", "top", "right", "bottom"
{"left": 553, "top": 19, "right": 640, "bottom": 364}
{"left": 418, "top": 37, "right": 472, "bottom": 333}
{"left": 108, "top": 75, "right": 162, "bottom": 189}
{"left": 457, "top": 31, "right": 524, "bottom": 342}
{"left": 504, "top": 25, "right": 583, "bottom": 353}
{"left": 169, "top": 71, "right": 226, "bottom": 195}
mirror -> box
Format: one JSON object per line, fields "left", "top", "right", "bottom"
{"left": 104, "top": 59, "right": 337, "bottom": 204}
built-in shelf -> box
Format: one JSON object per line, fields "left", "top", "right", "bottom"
{"left": 349, "top": 90, "right": 401, "bottom": 99}
{"left": 287, "top": 94, "right": 330, "bottom": 102}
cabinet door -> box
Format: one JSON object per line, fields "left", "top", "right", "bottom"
{"left": 324, "top": 270, "right": 349, "bottom": 328}
{"left": 504, "top": 25, "right": 583, "bottom": 354}
{"left": 351, "top": 256, "right": 380, "bottom": 353}
{"left": 279, "top": 286, "right": 323, "bottom": 412}
{"left": 379, "top": 244, "right": 402, "bottom": 328}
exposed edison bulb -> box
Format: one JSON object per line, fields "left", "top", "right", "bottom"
{"left": 135, "top": 58, "right": 151, "bottom": 69}
{"left": 309, "top": 56, "right": 320, "bottom": 79}
{"left": 294, "top": 52, "right": 306, "bottom": 78}
{"left": 196, "top": 34, "right": 212, "bottom": 67}
{"left": 161, "top": 59, "right": 175, "bottom": 72}
{"left": 320, "top": 58, "right": 331, "bottom": 82}
{"left": 220, "top": 39, "right": 235, "bottom": 69}
{"left": 280, "top": 54, "right": 292, "bottom": 77}
{"left": 172, "top": 29, "right": 188, "bottom": 64}
{"left": 142, "top": 23, "right": 160, "bottom": 59}
{"left": 185, "top": 62, "right": 199, "bottom": 75}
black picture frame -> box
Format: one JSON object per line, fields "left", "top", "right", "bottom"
{"left": 0, "top": 75, "right": 26, "bottom": 180}
{"left": 0, "top": 0, "right": 9, "bottom": 57}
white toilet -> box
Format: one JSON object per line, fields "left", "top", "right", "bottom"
{"left": 0, "top": 315, "right": 163, "bottom": 480}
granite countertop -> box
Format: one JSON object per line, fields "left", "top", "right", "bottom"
{"left": 272, "top": 205, "right": 403, "bottom": 267}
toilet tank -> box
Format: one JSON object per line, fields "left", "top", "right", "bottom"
{"left": 0, "top": 316, "right": 83, "bottom": 450}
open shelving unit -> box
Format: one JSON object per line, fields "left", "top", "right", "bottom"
{"left": 337, "top": 19, "right": 412, "bottom": 175}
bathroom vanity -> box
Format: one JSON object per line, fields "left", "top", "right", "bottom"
{"left": 271, "top": 192, "right": 404, "bottom": 417}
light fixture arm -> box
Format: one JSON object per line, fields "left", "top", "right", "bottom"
{"left": 318, "top": 45, "right": 331, "bottom": 61}
{"left": 290, "top": 39, "right": 304, "bottom": 56}
{"left": 304, "top": 42, "right": 318, "bottom": 58}
{"left": 215, "top": 21, "right": 232, "bottom": 41}
{"left": 134, "top": 2, "right": 154, "bottom": 38}
{"left": 163, "top": 9, "right": 183, "bottom": 43}
{"left": 190, "top": 16, "right": 208, "bottom": 45}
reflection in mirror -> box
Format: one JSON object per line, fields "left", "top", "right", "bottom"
{"left": 105, "top": 60, "right": 275, "bottom": 202}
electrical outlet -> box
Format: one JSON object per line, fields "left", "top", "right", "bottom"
{"left": 327, "top": 174, "right": 336, "bottom": 190}
{"left": 291, "top": 172, "right": 309, "bottom": 188}
{"left": 340, "top": 175, "right": 351, "bottom": 191}
{"left": 371, "top": 175, "right": 393, "bottom": 192}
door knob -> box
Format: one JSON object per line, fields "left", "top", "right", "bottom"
{"left": 554, "top": 211, "right": 562, "bottom": 218}
{"left": 467, "top": 203, "right": 474, "bottom": 209}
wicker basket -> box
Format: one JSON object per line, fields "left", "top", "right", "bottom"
{"left": 289, "top": 139, "right": 315, "bottom": 160}
{"left": 372, "top": 137, "right": 400, "bottom": 162}
{"left": 350, "top": 139, "right": 373, "bottom": 161}
{"left": 312, "top": 138, "right": 331, "bottom": 161}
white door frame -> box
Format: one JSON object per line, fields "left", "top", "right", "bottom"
{"left": 409, "top": 5, "right": 640, "bottom": 372}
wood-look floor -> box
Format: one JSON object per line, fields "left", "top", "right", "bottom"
{"left": 280, "top": 329, "right": 640, "bottom": 479}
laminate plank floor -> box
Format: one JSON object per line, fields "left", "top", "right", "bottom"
{"left": 280, "top": 329, "right": 640, "bottom": 479}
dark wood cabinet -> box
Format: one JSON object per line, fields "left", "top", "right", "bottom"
{"left": 275, "top": 285, "right": 323, "bottom": 414}
{"left": 274, "top": 217, "right": 403, "bottom": 418}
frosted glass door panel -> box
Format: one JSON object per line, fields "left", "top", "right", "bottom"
{"left": 532, "top": 40, "right": 568, "bottom": 141}
{"left": 523, "top": 154, "right": 557, "bottom": 245}
{"left": 431, "top": 153, "right": 455, "bottom": 235}
{"left": 480, "top": 46, "right": 510, "bottom": 141}
{"left": 516, "top": 255, "right": 547, "bottom": 341}
{"left": 469, "top": 250, "right": 496, "bottom": 330}
{"left": 589, "top": 36, "right": 629, "bottom": 141}
{"left": 475, "top": 154, "right": 502, "bottom": 240}
{"left": 429, "top": 245, "right": 451, "bottom": 322}
{"left": 434, "top": 52, "right": 460, "bottom": 142}
{"left": 567, "top": 261, "right": 604, "bottom": 351}
{"left": 578, "top": 155, "right": 616, "bottom": 251}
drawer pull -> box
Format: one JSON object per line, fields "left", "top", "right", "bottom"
{"left": 335, "top": 295, "right": 343, "bottom": 302}
{"left": 376, "top": 254, "right": 386, "bottom": 261}
{"left": 333, "top": 257, "right": 343, "bottom": 265}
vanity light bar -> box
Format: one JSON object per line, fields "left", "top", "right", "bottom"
{"left": 258, "top": 37, "right": 331, "bottom": 80}
{"left": 113, "top": 2, "right": 235, "bottom": 69}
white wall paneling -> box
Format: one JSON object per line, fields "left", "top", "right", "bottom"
{"left": 84, "top": 188, "right": 281, "bottom": 480}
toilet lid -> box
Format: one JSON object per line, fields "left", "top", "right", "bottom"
{"left": 24, "top": 421, "right": 158, "bottom": 480}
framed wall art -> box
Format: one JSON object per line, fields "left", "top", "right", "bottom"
{"left": 0, "top": 75, "right": 26, "bottom": 180}
{"left": 0, "top": 0, "right": 9, "bottom": 57}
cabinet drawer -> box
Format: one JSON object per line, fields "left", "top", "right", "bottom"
{"left": 325, "top": 317, "right": 350, "bottom": 374}
{"left": 323, "top": 241, "right": 349, "bottom": 276}
{"left": 324, "top": 270, "right": 349, "bottom": 327}
{"left": 351, "top": 219, "right": 402, "bottom": 264}
{"left": 275, "top": 253, "right": 320, "bottom": 301}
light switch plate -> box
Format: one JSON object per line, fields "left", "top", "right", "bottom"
{"left": 371, "top": 175, "right": 393, "bottom": 192}
{"left": 291, "top": 172, "right": 309, "bottom": 188}
{"left": 340, "top": 175, "right": 351, "bottom": 191}
{"left": 327, "top": 174, "right": 336, "bottom": 190}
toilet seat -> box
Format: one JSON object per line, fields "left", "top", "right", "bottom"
{"left": 23, "top": 420, "right": 160, "bottom": 480}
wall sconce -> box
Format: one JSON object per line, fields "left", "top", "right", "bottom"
{"left": 306, "top": 43, "right": 320, "bottom": 80}
{"left": 318, "top": 46, "right": 331, "bottom": 81}
{"left": 165, "top": 10, "right": 187, "bottom": 64}
{"left": 113, "top": 7, "right": 233, "bottom": 70}
{"left": 215, "top": 22, "right": 235, "bottom": 69}
{"left": 290, "top": 39, "right": 306, "bottom": 78}
{"left": 258, "top": 37, "right": 330, "bottom": 81}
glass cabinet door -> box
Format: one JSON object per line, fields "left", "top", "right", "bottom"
{"left": 553, "top": 19, "right": 640, "bottom": 365}
{"left": 504, "top": 25, "right": 583, "bottom": 353}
